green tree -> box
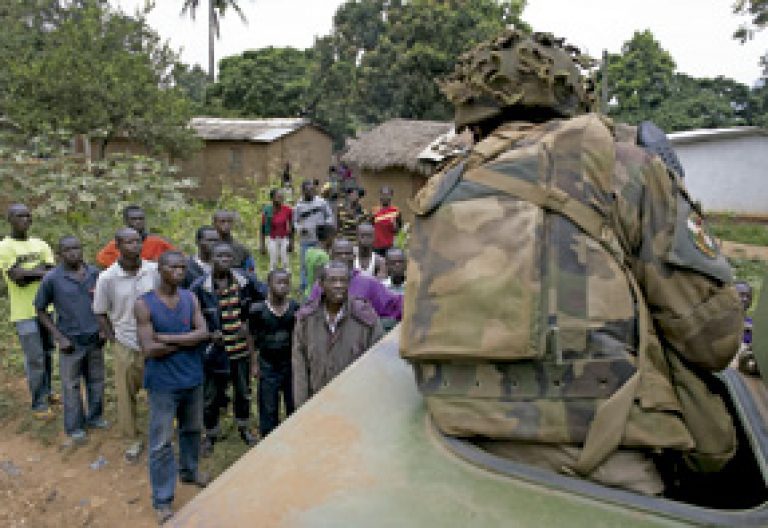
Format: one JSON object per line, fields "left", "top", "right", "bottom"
{"left": 606, "top": 30, "right": 676, "bottom": 125}
{"left": 264, "top": 0, "right": 524, "bottom": 146}
{"left": 203, "top": 1, "right": 528, "bottom": 146}
{"left": 209, "top": 47, "right": 314, "bottom": 117}
{"left": 606, "top": 29, "right": 758, "bottom": 131}
{"left": 650, "top": 74, "right": 753, "bottom": 131}
{"left": 180, "top": 0, "right": 249, "bottom": 81}
{"left": 0, "top": 0, "right": 199, "bottom": 158}
{"left": 173, "top": 63, "right": 210, "bottom": 110}
{"left": 734, "top": 0, "right": 768, "bottom": 76}
{"left": 329, "top": 0, "right": 528, "bottom": 125}
{"left": 734, "top": 0, "right": 768, "bottom": 42}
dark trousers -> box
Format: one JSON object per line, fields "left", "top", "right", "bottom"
{"left": 59, "top": 340, "right": 105, "bottom": 435}
{"left": 148, "top": 385, "right": 203, "bottom": 509}
{"left": 203, "top": 357, "right": 251, "bottom": 434}
{"left": 257, "top": 357, "right": 295, "bottom": 436}
{"left": 15, "top": 318, "right": 54, "bottom": 411}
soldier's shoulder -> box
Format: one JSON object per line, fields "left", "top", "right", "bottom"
{"left": 349, "top": 297, "right": 379, "bottom": 328}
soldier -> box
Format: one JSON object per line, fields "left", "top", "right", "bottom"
{"left": 401, "top": 30, "right": 743, "bottom": 496}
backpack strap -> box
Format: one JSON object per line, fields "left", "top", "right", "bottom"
{"left": 464, "top": 164, "right": 649, "bottom": 477}
{"left": 570, "top": 269, "right": 649, "bottom": 477}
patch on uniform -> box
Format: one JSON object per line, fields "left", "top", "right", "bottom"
{"left": 686, "top": 212, "right": 717, "bottom": 259}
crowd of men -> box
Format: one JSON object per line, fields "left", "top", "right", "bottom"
{"left": 0, "top": 179, "right": 406, "bottom": 523}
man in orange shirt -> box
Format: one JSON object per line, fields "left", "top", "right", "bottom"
{"left": 96, "top": 205, "right": 174, "bottom": 268}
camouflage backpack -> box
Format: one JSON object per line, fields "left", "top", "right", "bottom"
{"left": 400, "top": 113, "right": 736, "bottom": 476}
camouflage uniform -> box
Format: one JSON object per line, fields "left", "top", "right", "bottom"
{"left": 400, "top": 31, "right": 743, "bottom": 494}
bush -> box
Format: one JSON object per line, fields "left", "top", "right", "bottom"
{"left": 0, "top": 145, "right": 194, "bottom": 260}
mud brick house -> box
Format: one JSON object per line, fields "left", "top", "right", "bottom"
{"left": 87, "top": 117, "right": 333, "bottom": 200}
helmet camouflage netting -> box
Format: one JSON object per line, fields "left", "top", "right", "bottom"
{"left": 441, "top": 29, "right": 598, "bottom": 128}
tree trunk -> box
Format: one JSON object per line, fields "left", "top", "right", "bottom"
{"left": 208, "top": 0, "right": 215, "bottom": 81}
{"left": 83, "top": 134, "right": 92, "bottom": 170}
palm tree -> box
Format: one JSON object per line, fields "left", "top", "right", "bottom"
{"left": 180, "top": 0, "right": 248, "bottom": 81}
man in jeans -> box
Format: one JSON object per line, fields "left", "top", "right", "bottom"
{"left": 293, "top": 180, "right": 333, "bottom": 293}
{"left": 93, "top": 227, "right": 158, "bottom": 462}
{"left": 35, "top": 236, "right": 107, "bottom": 444}
{"left": 135, "top": 251, "right": 210, "bottom": 524}
{"left": 0, "top": 204, "right": 56, "bottom": 419}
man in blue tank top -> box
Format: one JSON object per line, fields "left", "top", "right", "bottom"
{"left": 134, "top": 251, "right": 211, "bottom": 524}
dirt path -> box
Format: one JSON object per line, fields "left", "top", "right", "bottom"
{"left": 0, "top": 376, "right": 199, "bottom": 527}
{"left": 722, "top": 240, "right": 768, "bottom": 261}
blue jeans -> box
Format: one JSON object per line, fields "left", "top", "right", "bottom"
{"left": 59, "top": 337, "right": 105, "bottom": 435}
{"left": 299, "top": 240, "right": 318, "bottom": 293}
{"left": 15, "top": 318, "right": 53, "bottom": 411}
{"left": 148, "top": 385, "right": 203, "bottom": 509}
{"left": 258, "top": 357, "right": 294, "bottom": 436}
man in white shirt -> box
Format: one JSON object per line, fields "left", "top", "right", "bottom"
{"left": 93, "top": 227, "right": 158, "bottom": 462}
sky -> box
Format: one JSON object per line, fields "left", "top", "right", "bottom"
{"left": 110, "top": 0, "right": 768, "bottom": 86}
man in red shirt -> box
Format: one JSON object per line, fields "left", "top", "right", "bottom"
{"left": 260, "top": 188, "right": 293, "bottom": 271}
{"left": 372, "top": 186, "right": 401, "bottom": 256}
{"left": 96, "top": 205, "right": 174, "bottom": 268}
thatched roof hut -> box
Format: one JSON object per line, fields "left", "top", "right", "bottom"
{"left": 343, "top": 119, "right": 455, "bottom": 176}
{"left": 342, "top": 119, "right": 462, "bottom": 222}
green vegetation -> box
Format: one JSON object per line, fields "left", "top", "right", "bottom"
{"left": 210, "top": 47, "right": 315, "bottom": 118}
{"left": 711, "top": 217, "right": 768, "bottom": 247}
{"left": 0, "top": 0, "right": 199, "bottom": 158}
{"left": 733, "top": 0, "right": 768, "bottom": 67}
{"left": 0, "top": 143, "right": 193, "bottom": 258}
{"left": 604, "top": 30, "right": 766, "bottom": 131}
{"left": 209, "top": 0, "right": 527, "bottom": 145}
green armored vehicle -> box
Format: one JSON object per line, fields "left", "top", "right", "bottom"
{"left": 169, "top": 324, "right": 768, "bottom": 527}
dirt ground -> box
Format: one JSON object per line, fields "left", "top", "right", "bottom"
{"left": 722, "top": 240, "right": 768, "bottom": 262}
{"left": 0, "top": 362, "right": 253, "bottom": 527}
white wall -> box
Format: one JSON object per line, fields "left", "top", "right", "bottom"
{"left": 674, "top": 135, "right": 768, "bottom": 215}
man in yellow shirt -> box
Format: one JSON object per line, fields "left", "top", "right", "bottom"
{"left": 0, "top": 204, "right": 55, "bottom": 418}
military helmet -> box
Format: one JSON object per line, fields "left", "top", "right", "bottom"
{"left": 441, "top": 30, "right": 597, "bottom": 128}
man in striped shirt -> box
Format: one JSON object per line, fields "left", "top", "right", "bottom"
{"left": 191, "top": 243, "right": 266, "bottom": 452}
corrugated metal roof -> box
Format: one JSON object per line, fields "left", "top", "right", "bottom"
{"left": 189, "top": 117, "right": 314, "bottom": 143}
